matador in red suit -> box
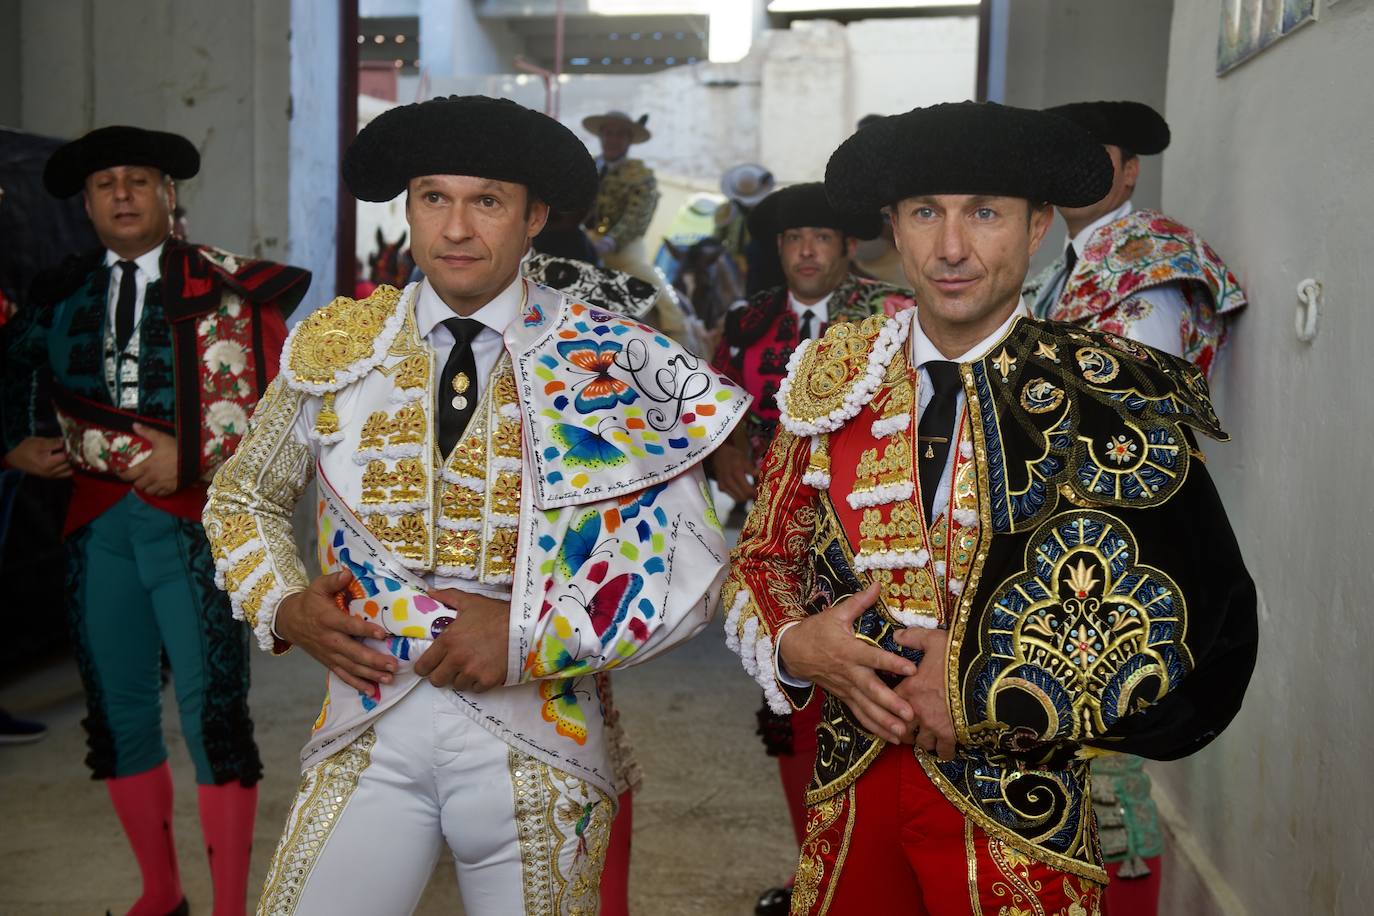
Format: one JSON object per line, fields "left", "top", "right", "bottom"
{"left": 722, "top": 102, "right": 1257, "bottom": 915}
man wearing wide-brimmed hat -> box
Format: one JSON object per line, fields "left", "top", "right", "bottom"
{"left": 205, "top": 94, "right": 747, "bottom": 914}
{"left": 723, "top": 101, "right": 1256, "bottom": 913}
{"left": 582, "top": 109, "right": 657, "bottom": 262}
{"left": 2, "top": 124, "right": 311, "bottom": 916}
{"left": 1025, "top": 100, "right": 1247, "bottom": 381}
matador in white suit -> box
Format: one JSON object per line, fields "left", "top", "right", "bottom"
{"left": 204, "top": 95, "right": 748, "bottom": 915}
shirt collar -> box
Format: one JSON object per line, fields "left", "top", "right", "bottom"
{"left": 788, "top": 290, "right": 834, "bottom": 319}
{"left": 596, "top": 155, "right": 627, "bottom": 173}
{"left": 1069, "top": 199, "right": 1133, "bottom": 257}
{"left": 910, "top": 298, "right": 1030, "bottom": 369}
{"left": 104, "top": 241, "right": 165, "bottom": 281}
{"left": 415, "top": 273, "right": 525, "bottom": 342}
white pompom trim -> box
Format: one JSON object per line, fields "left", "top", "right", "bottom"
{"left": 847, "top": 480, "right": 914, "bottom": 509}
{"left": 853, "top": 547, "right": 930, "bottom": 572}
{"left": 959, "top": 440, "right": 974, "bottom": 459}
{"left": 778, "top": 309, "right": 914, "bottom": 437}
{"left": 802, "top": 468, "right": 832, "bottom": 489}
{"left": 354, "top": 499, "right": 431, "bottom": 516}
{"left": 948, "top": 577, "right": 965, "bottom": 596}
{"left": 871, "top": 413, "right": 911, "bottom": 438}
{"left": 890, "top": 609, "right": 940, "bottom": 629}
{"left": 953, "top": 508, "right": 979, "bottom": 528}
{"left": 309, "top": 428, "right": 347, "bottom": 445}
{"left": 723, "top": 589, "right": 749, "bottom": 653}
{"left": 353, "top": 442, "right": 425, "bottom": 465}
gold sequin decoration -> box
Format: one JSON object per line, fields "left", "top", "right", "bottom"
{"left": 484, "top": 527, "right": 519, "bottom": 580}
{"left": 224, "top": 549, "right": 267, "bottom": 594}
{"left": 257, "top": 728, "right": 376, "bottom": 915}
{"left": 314, "top": 392, "right": 340, "bottom": 438}
{"left": 363, "top": 514, "right": 427, "bottom": 560}
{"left": 436, "top": 527, "right": 481, "bottom": 570}
{"left": 851, "top": 432, "right": 914, "bottom": 495}
{"left": 784, "top": 316, "right": 886, "bottom": 424}
{"left": 491, "top": 470, "right": 522, "bottom": 517}
{"left": 510, "top": 748, "right": 611, "bottom": 916}
{"left": 287, "top": 286, "right": 401, "bottom": 387}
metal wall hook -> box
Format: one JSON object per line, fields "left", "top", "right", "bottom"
{"left": 1296, "top": 278, "right": 1320, "bottom": 343}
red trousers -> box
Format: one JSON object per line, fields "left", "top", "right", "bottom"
{"left": 791, "top": 744, "right": 1103, "bottom": 915}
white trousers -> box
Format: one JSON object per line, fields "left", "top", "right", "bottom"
{"left": 257, "top": 682, "right": 612, "bottom": 916}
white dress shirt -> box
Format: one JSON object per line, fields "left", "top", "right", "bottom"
{"left": 104, "top": 243, "right": 164, "bottom": 334}
{"left": 413, "top": 274, "right": 524, "bottom": 404}
{"left": 1050, "top": 200, "right": 1187, "bottom": 358}
{"left": 788, "top": 291, "right": 833, "bottom": 341}
{"left": 103, "top": 244, "right": 164, "bottom": 407}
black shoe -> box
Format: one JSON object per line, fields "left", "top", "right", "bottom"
{"left": 756, "top": 886, "right": 792, "bottom": 916}
{"left": 0, "top": 709, "right": 46, "bottom": 745}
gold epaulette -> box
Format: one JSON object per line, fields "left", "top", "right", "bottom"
{"left": 282, "top": 285, "right": 404, "bottom": 394}
{"left": 778, "top": 312, "right": 897, "bottom": 437}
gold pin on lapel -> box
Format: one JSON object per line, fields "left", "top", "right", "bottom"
{"left": 918, "top": 436, "right": 948, "bottom": 459}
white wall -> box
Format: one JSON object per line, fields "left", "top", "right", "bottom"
{"left": 1155, "top": 3, "right": 1374, "bottom": 914}
{"left": 289, "top": 0, "right": 342, "bottom": 316}
{"left": 7, "top": 0, "right": 337, "bottom": 316}
{"left": 999, "top": 0, "right": 1174, "bottom": 271}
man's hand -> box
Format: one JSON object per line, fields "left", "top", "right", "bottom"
{"left": 274, "top": 570, "right": 396, "bottom": 693}
{"left": 709, "top": 442, "right": 757, "bottom": 503}
{"left": 119, "top": 423, "right": 179, "bottom": 496}
{"left": 3, "top": 436, "right": 72, "bottom": 478}
{"left": 414, "top": 589, "right": 511, "bottom": 693}
{"left": 776, "top": 582, "right": 918, "bottom": 744}
{"left": 892, "top": 626, "right": 956, "bottom": 760}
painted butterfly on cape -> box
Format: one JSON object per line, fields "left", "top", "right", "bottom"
{"left": 551, "top": 423, "right": 627, "bottom": 469}
{"left": 539, "top": 677, "right": 589, "bottom": 745}
{"left": 561, "top": 561, "right": 644, "bottom": 648}
{"left": 556, "top": 339, "right": 639, "bottom": 412}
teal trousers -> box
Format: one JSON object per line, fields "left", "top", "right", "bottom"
{"left": 65, "top": 492, "right": 261, "bottom": 785}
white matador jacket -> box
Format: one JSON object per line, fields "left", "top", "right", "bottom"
{"left": 204, "top": 279, "right": 749, "bottom": 799}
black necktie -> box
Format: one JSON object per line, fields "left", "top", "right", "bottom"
{"left": 1064, "top": 242, "right": 1078, "bottom": 276}
{"left": 436, "top": 317, "right": 484, "bottom": 457}
{"left": 114, "top": 260, "right": 138, "bottom": 351}
{"left": 917, "top": 360, "right": 961, "bottom": 520}
{"left": 798, "top": 308, "right": 816, "bottom": 341}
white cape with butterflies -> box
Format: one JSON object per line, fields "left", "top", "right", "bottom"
{"left": 299, "top": 279, "right": 750, "bottom": 799}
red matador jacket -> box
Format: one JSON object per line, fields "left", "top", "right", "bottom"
{"left": 5, "top": 240, "right": 309, "bottom": 532}
{"left": 721, "top": 308, "right": 1257, "bottom": 881}
{"left": 711, "top": 273, "right": 915, "bottom": 459}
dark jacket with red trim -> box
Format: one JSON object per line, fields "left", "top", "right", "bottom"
{"left": 711, "top": 273, "right": 914, "bottom": 459}
{"left": 2, "top": 238, "right": 309, "bottom": 532}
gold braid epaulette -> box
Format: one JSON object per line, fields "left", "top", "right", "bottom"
{"left": 778, "top": 313, "right": 893, "bottom": 436}
{"left": 282, "top": 285, "right": 404, "bottom": 393}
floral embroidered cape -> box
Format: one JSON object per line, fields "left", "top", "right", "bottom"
{"left": 1026, "top": 209, "right": 1246, "bottom": 377}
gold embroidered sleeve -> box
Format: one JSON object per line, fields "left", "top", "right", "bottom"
{"left": 605, "top": 169, "right": 659, "bottom": 248}
{"left": 721, "top": 428, "right": 819, "bottom": 713}
{"left": 204, "top": 375, "right": 317, "bottom": 653}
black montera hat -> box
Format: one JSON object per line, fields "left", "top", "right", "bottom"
{"left": 44, "top": 125, "right": 200, "bottom": 198}
{"left": 344, "top": 95, "right": 598, "bottom": 210}
{"left": 748, "top": 182, "right": 882, "bottom": 242}
{"left": 1045, "top": 100, "right": 1171, "bottom": 156}
{"left": 825, "top": 101, "right": 1114, "bottom": 215}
